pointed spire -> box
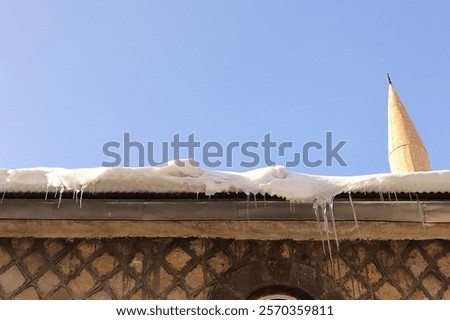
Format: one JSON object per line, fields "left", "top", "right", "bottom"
{"left": 387, "top": 75, "right": 431, "bottom": 173}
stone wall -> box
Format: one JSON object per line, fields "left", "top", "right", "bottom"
{"left": 0, "top": 238, "right": 448, "bottom": 300}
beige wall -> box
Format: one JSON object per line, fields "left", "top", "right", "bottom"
{"left": 0, "top": 238, "right": 448, "bottom": 300}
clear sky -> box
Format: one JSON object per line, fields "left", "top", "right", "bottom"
{"left": 1, "top": 1, "right": 449, "bottom": 175}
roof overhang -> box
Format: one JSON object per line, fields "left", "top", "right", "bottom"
{"left": 1, "top": 194, "right": 449, "bottom": 240}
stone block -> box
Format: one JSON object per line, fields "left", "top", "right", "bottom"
{"left": 44, "top": 240, "right": 65, "bottom": 260}
{"left": 406, "top": 249, "right": 428, "bottom": 278}
{"left": 0, "top": 265, "right": 26, "bottom": 296}
{"left": 91, "top": 253, "right": 117, "bottom": 276}
{"left": 57, "top": 252, "right": 82, "bottom": 277}
{"left": 49, "top": 287, "right": 72, "bottom": 300}
{"left": 166, "top": 285, "right": 188, "bottom": 300}
{"left": 409, "top": 289, "right": 428, "bottom": 300}
{"left": 436, "top": 253, "right": 450, "bottom": 278}
{"left": 0, "top": 245, "right": 12, "bottom": 269}
{"left": 148, "top": 266, "right": 174, "bottom": 296}
{"left": 10, "top": 239, "right": 34, "bottom": 257}
{"left": 389, "top": 267, "right": 415, "bottom": 294}
{"left": 360, "top": 262, "right": 383, "bottom": 286}
{"left": 37, "top": 270, "right": 61, "bottom": 297}
{"left": 375, "top": 281, "right": 402, "bottom": 300}
{"left": 108, "top": 271, "right": 136, "bottom": 298}
{"left": 76, "top": 240, "right": 101, "bottom": 260}
{"left": 22, "top": 252, "right": 46, "bottom": 276}
{"left": 422, "top": 273, "right": 443, "bottom": 297}
{"left": 165, "top": 247, "right": 192, "bottom": 273}
{"left": 67, "top": 269, "right": 96, "bottom": 297}
{"left": 207, "top": 252, "right": 231, "bottom": 276}
{"left": 129, "top": 251, "right": 144, "bottom": 274}
{"left": 185, "top": 265, "right": 205, "bottom": 291}
{"left": 13, "top": 287, "right": 39, "bottom": 300}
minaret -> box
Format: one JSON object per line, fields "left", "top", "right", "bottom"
{"left": 387, "top": 74, "right": 431, "bottom": 173}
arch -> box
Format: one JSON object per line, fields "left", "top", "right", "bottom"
{"left": 209, "top": 260, "right": 348, "bottom": 300}
{"left": 248, "top": 285, "right": 314, "bottom": 300}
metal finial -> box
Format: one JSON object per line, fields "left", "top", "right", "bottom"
{"left": 387, "top": 73, "right": 392, "bottom": 84}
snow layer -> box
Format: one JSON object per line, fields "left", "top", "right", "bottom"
{"left": 1, "top": 160, "right": 450, "bottom": 203}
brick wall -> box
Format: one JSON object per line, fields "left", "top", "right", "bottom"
{"left": 0, "top": 238, "right": 448, "bottom": 299}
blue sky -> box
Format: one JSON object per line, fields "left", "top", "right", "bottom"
{"left": 1, "top": 1, "right": 449, "bottom": 175}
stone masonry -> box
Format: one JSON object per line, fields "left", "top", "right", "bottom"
{"left": 0, "top": 238, "right": 448, "bottom": 300}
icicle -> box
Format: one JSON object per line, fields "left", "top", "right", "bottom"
{"left": 1, "top": 190, "right": 5, "bottom": 204}
{"left": 57, "top": 188, "right": 64, "bottom": 209}
{"left": 348, "top": 192, "right": 361, "bottom": 239}
{"left": 329, "top": 199, "right": 339, "bottom": 251}
{"left": 73, "top": 190, "right": 76, "bottom": 200}
{"left": 313, "top": 203, "right": 326, "bottom": 255}
{"left": 54, "top": 187, "right": 59, "bottom": 198}
{"left": 387, "top": 192, "right": 393, "bottom": 207}
{"left": 79, "top": 187, "right": 85, "bottom": 209}
{"left": 379, "top": 191, "right": 385, "bottom": 207}
{"left": 45, "top": 185, "right": 49, "bottom": 201}
{"left": 253, "top": 194, "right": 257, "bottom": 209}
{"left": 393, "top": 191, "right": 400, "bottom": 207}
{"left": 263, "top": 194, "right": 267, "bottom": 207}
{"left": 408, "top": 192, "right": 414, "bottom": 208}
{"left": 196, "top": 192, "right": 199, "bottom": 200}
{"left": 246, "top": 193, "right": 250, "bottom": 221}
{"left": 289, "top": 202, "right": 296, "bottom": 213}
{"left": 321, "top": 203, "right": 334, "bottom": 265}
{"left": 415, "top": 194, "right": 426, "bottom": 227}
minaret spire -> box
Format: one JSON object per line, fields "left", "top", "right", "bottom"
{"left": 387, "top": 75, "right": 431, "bottom": 173}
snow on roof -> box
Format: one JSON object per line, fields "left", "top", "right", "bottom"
{"left": 1, "top": 160, "right": 450, "bottom": 204}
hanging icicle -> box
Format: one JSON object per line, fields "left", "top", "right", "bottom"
{"left": 415, "top": 194, "right": 426, "bottom": 227}
{"left": 57, "top": 187, "right": 64, "bottom": 209}
{"left": 328, "top": 199, "right": 339, "bottom": 251}
{"left": 348, "top": 192, "right": 361, "bottom": 239}
{"left": 313, "top": 202, "right": 327, "bottom": 256}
